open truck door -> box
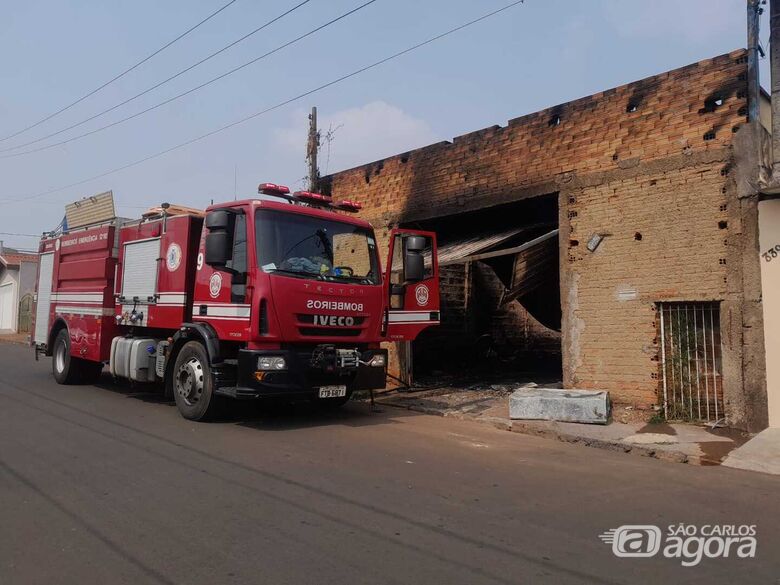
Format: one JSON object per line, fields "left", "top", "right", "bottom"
{"left": 384, "top": 229, "right": 440, "bottom": 341}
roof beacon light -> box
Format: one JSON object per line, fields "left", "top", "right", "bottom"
{"left": 258, "top": 183, "right": 291, "bottom": 196}
{"left": 293, "top": 191, "right": 332, "bottom": 206}
{"left": 332, "top": 199, "right": 362, "bottom": 213}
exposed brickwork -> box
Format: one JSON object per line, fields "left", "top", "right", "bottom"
{"left": 324, "top": 50, "right": 764, "bottom": 424}
{"left": 563, "top": 163, "right": 730, "bottom": 404}
{"left": 325, "top": 50, "right": 748, "bottom": 226}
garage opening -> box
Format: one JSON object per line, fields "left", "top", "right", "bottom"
{"left": 401, "top": 194, "right": 561, "bottom": 385}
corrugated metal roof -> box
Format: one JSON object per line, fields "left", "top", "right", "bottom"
{"left": 426, "top": 224, "right": 558, "bottom": 266}
{"left": 66, "top": 191, "right": 116, "bottom": 229}
{"left": 501, "top": 235, "right": 558, "bottom": 304}
{"left": 435, "top": 226, "right": 538, "bottom": 265}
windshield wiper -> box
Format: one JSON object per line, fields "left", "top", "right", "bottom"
{"left": 266, "top": 268, "right": 323, "bottom": 280}
{"left": 327, "top": 274, "right": 373, "bottom": 284}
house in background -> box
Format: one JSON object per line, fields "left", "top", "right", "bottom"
{"left": 0, "top": 242, "right": 38, "bottom": 333}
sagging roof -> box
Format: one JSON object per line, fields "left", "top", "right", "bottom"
{"left": 436, "top": 226, "right": 557, "bottom": 266}
{"left": 436, "top": 227, "right": 529, "bottom": 266}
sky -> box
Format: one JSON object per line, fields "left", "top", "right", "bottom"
{"left": 0, "top": 0, "right": 768, "bottom": 250}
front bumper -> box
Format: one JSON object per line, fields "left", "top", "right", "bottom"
{"left": 216, "top": 347, "right": 388, "bottom": 400}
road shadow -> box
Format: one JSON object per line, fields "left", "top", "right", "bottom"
{"left": 231, "top": 399, "right": 408, "bottom": 431}
{"left": 91, "top": 372, "right": 412, "bottom": 430}
{"left": 92, "top": 373, "right": 172, "bottom": 404}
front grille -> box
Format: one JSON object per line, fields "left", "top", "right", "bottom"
{"left": 299, "top": 327, "right": 361, "bottom": 337}
{"left": 296, "top": 314, "right": 366, "bottom": 325}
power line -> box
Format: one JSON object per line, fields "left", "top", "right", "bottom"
{"left": 0, "top": 0, "right": 314, "bottom": 154}
{"left": 0, "top": 0, "right": 239, "bottom": 144}
{"left": 0, "top": 232, "right": 40, "bottom": 238}
{"left": 0, "top": 0, "right": 376, "bottom": 160}
{"left": 0, "top": 0, "right": 525, "bottom": 206}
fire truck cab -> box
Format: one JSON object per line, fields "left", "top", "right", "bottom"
{"left": 34, "top": 184, "right": 440, "bottom": 420}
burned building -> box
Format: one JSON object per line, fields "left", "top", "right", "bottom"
{"left": 323, "top": 50, "right": 769, "bottom": 431}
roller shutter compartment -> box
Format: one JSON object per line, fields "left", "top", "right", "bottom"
{"left": 121, "top": 238, "right": 160, "bottom": 302}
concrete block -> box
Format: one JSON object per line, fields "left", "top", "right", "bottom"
{"left": 509, "top": 388, "right": 609, "bottom": 424}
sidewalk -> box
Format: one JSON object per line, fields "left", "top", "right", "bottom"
{"left": 376, "top": 382, "right": 750, "bottom": 467}
{"left": 0, "top": 332, "right": 29, "bottom": 345}
{"left": 722, "top": 428, "right": 780, "bottom": 475}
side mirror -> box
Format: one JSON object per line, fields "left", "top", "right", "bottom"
{"left": 205, "top": 209, "right": 232, "bottom": 230}
{"left": 204, "top": 210, "right": 235, "bottom": 267}
{"left": 403, "top": 236, "right": 426, "bottom": 282}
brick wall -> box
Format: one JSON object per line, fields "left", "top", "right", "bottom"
{"left": 563, "top": 163, "right": 730, "bottom": 404}
{"left": 324, "top": 50, "right": 763, "bottom": 423}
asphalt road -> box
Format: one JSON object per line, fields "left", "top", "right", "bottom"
{"left": 0, "top": 343, "right": 778, "bottom": 585}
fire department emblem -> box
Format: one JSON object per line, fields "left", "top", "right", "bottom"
{"left": 415, "top": 283, "right": 429, "bottom": 307}
{"left": 166, "top": 243, "right": 182, "bottom": 271}
{"left": 209, "top": 272, "right": 222, "bottom": 298}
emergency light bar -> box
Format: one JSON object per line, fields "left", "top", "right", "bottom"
{"left": 331, "top": 200, "right": 362, "bottom": 213}
{"left": 258, "top": 183, "right": 291, "bottom": 196}
{"left": 258, "top": 183, "right": 362, "bottom": 213}
{"left": 293, "top": 191, "right": 332, "bottom": 206}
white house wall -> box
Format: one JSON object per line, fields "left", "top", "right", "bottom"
{"left": 0, "top": 266, "right": 20, "bottom": 332}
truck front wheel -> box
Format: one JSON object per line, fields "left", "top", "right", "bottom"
{"left": 172, "top": 341, "right": 221, "bottom": 421}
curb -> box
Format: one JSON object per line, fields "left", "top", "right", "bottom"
{"left": 508, "top": 419, "right": 700, "bottom": 465}
{"left": 0, "top": 337, "right": 29, "bottom": 347}
{"left": 379, "top": 398, "right": 713, "bottom": 467}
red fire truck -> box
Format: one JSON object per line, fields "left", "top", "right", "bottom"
{"left": 33, "top": 184, "right": 439, "bottom": 420}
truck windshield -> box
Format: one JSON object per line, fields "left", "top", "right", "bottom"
{"left": 256, "top": 209, "right": 380, "bottom": 284}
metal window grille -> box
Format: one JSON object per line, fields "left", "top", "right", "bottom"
{"left": 657, "top": 302, "right": 723, "bottom": 423}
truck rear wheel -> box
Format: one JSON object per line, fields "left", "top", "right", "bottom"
{"left": 172, "top": 341, "right": 221, "bottom": 421}
{"left": 52, "top": 329, "right": 88, "bottom": 384}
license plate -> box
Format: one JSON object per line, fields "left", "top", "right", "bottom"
{"left": 318, "top": 385, "right": 347, "bottom": 398}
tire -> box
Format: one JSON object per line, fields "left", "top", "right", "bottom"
{"left": 52, "top": 329, "right": 82, "bottom": 384}
{"left": 171, "top": 341, "right": 222, "bottom": 421}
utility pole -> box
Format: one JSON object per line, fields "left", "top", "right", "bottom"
{"left": 307, "top": 106, "right": 320, "bottom": 192}
{"left": 769, "top": 0, "right": 780, "bottom": 168}
{"left": 747, "top": 0, "right": 762, "bottom": 127}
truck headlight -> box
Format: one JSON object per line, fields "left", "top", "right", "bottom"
{"left": 368, "top": 354, "right": 386, "bottom": 367}
{"left": 258, "top": 356, "right": 287, "bottom": 370}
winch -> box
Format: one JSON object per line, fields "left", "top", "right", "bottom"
{"left": 310, "top": 345, "right": 360, "bottom": 373}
